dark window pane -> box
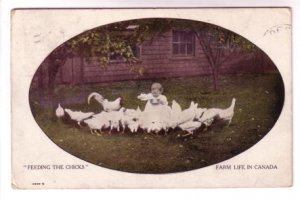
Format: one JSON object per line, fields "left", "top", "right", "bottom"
{"left": 182, "top": 32, "right": 186, "bottom": 42}
{"left": 172, "top": 30, "right": 195, "bottom": 56}
{"left": 179, "top": 32, "right": 183, "bottom": 42}
{"left": 182, "top": 32, "right": 191, "bottom": 42}
{"left": 173, "top": 44, "right": 179, "bottom": 54}
{"left": 180, "top": 44, "right": 186, "bottom": 54}
{"left": 173, "top": 31, "right": 179, "bottom": 42}
{"left": 187, "top": 44, "right": 193, "bottom": 55}
{"left": 187, "top": 33, "right": 193, "bottom": 42}
{"left": 181, "top": 34, "right": 186, "bottom": 42}
{"left": 110, "top": 53, "right": 123, "bottom": 60}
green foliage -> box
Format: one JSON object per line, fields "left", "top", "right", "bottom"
{"left": 69, "top": 30, "right": 136, "bottom": 67}
{"left": 52, "top": 18, "right": 258, "bottom": 73}
{"left": 47, "top": 18, "right": 259, "bottom": 91}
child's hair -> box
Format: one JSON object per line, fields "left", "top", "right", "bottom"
{"left": 151, "top": 82, "right": 163, "bottom": 93}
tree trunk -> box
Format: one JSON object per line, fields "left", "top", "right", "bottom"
{"left": 212, "top": 67, "right": 219, "bottom": 91}
{"left": 48, "top": 63, "right": 56, "bottom": 97}
{"left": 47, "top": 57, "right": 68, "bottom": 95}
{"left": 79, "top": 57, "right": 85, "bottom": 94}
{"left": 47, "top": 58, "right": 63, "bottom": 110}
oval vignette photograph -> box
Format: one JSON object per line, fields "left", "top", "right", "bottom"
{"left": 29, "top": 18, "right": 284, "bottom": 174}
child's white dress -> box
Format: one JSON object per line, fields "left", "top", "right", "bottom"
{"left": 137, "top": 93, "right": 171, "bottom": 132}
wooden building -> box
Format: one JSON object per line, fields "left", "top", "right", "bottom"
{"left": 36, "top": 29, "right": 277, "bottom": 86}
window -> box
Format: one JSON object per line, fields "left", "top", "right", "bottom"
{"left": 172, "top": 30, "right": 195, "bottom": 56}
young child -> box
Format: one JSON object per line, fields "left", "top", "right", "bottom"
{"left": 137, "top": 82, "right": 168, "bottom": 112}
{"left": 137, "top": 83, "right": 170, "bottom": 133}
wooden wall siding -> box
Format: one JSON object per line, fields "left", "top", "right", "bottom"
{"left": 39, "top": 30, "right": 278, "bottom": 85}
{"left": 79, "top": 30, "right": 240, "bottom": 84}
{"left": 59, "top": 57, "right": 83, "bottom": 84}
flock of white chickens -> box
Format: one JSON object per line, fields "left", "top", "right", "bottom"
{"left": 56, "top": 92, "right": 236, "bottom": 137}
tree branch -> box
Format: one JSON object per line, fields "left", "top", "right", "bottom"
{"left": 195, "top": 32, "right": 214, "bottom": 69}
{"left": 219, "top": 47, "right": 237, "bottom": 66}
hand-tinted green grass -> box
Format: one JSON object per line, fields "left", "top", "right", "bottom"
{"left": 30, "top": 73, "right": 284, "bottom": 173}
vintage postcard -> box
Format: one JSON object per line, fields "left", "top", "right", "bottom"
{"left": 11, "top": 8, "right": 292, "bottom": 188}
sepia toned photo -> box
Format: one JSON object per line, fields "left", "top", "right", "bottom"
{"left": 12, "top": 8, "right": 292, "bottom": 188}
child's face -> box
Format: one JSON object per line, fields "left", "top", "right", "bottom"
{"left": 151, "top": 85, "right": 162, "bottom": 97}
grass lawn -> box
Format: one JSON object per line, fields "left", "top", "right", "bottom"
{"left": 29, "top": 73, "right": 284, "bottom": 174}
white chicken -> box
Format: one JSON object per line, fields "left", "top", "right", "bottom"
{"left": 83, "top": 109, "right": 134, "bottom": 134}
{"left": 179, "top": 121, "right": 202, "bottom": 136}
{"left": 87, "top": 92, "right": 123, "bottom": 112}
{"left": 195, "top": 107, "right": 207, "bottom": 119}
{"left": 121, "top": 107, "right": 141, "bottom": 133}
{"left": 120, "top": 115, "right": 131, "bottom": 132}
{"left": 109, "top": 120, "right": 121, "bottom": 133}
{"left": 127, "top": 120, "right": 139, "bottom": 133}
{"left": 169, "top": 100, "right": 182, "bottom": 128}
{"left": 121, "top": 115, "right": 139, "bottom": 133}
{"left": 64, "top": 108, "right": 95, "bottom": 127}
{"left": 83, "top": 113, "right": 110, "bottom": 134}
{"left": 55, "top": 103, "right": 64, "bottom": 118}
{"left": 142, "top": 119, "right": 167, "bottom": 134}
{"left": 139, "top": 104, "right": 171, "bottom": 134}
{"left": 199, "top": 98, "right": 236, "bottom": 127}
{"left": 176, "top": 101, "right": 198, "bottom": 126}
{"left": 154, "top": 121, "right": 169, "bottom": 134}
{"left": 105, "top": 108, "right": 125, "bottom": 133}
{"left": 124, "top": 107, "right": 141, "bottom": 119}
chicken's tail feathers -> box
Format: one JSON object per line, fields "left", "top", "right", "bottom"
{"left": 190, "top": 101, "right": 198, "bottom": 109}
{"left": 230, "top": 98, "right": 236, "bottom": 110}
{"left": 88, "top": 92, "right": 104, "bottom": 104}
{"left": 194, "top": 102, "right": 198, "bottom": 108}
{"left": 172, "top": 100, "right": 182, "bottom": 112}
{"left": 189, "top": 101, "right": 194, "bottom": 108}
